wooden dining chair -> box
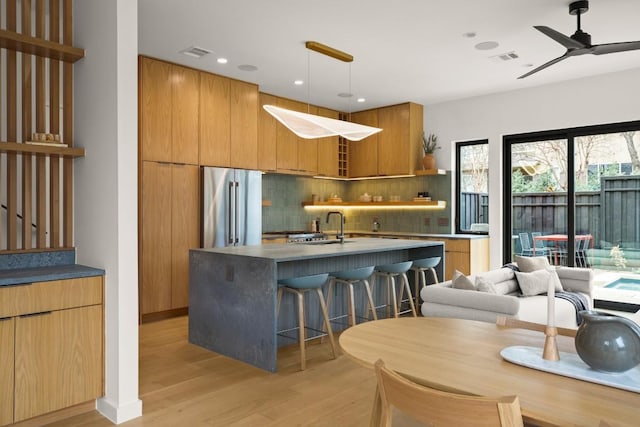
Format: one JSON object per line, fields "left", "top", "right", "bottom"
{"left": 373, "top": 359, "right": 524, "bottom": 427}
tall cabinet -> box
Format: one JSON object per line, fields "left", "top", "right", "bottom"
{"left": 139, "top": 56, "right": 200, "bottom": 320}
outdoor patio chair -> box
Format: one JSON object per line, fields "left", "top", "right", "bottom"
{"left": 518, "top": 232, "right": 534, "bottom": 256}
{"left": 530, "top": 232, "right": 551, "bottom": 258}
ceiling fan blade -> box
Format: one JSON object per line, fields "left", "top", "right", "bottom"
{"left": 534, "top": 26, "right": 586, "bottom": 50}
{"left": 592, "top": 40, "right": 640, "bottom": 55}
{"left": 518, "top": 54, "right": 569, "bottom": 79}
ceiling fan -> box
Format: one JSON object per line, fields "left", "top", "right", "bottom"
{"left": 518, "top": 0, "right": 640, "bottom": 79}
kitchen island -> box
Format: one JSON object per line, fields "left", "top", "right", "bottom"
{"left": 189, "top": 238, "right": 444, "bottom": 372}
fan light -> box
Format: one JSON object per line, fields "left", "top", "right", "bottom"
{"left": 264, "top": 41, "right": 382, "bottom": 142}
{"left": 263, "top": 105, "right": 381, "bottom": 142}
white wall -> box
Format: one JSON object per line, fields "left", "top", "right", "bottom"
{"left": 424, "top": 67, "right": 640, "bottom": 268}
{"left": 74, "top": 0, "right": 141, "bottom": 423}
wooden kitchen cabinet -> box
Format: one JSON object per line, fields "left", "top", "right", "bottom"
{"left": 276, "top": 97, "right": 318, "bottom": 175}
{"left": 139, "top": 56, "right": 199, "bottom": 164}
{"left": 316, "top": 107, "right": 340, "bottom": 177}
{"left": 200, "top": 74, "right": 258, "bottom": 169}
{"left": 258, "top": 93, "right": 277, "bottom": 171}
{"left": 0, "top": 317, "right": 14, "bottom": 426}
{"left": 140, "top": 161, "right": 199, "bottom": 317}
{"left": 14, "top": 305, "right": 103, "bottom": 422}
{"left": 0, "top": 275, "right": 104, "bottom": 425}
{"left": 349, "top": 109, "right": 379, "bottom": 177}
{"left": 422, "top": 236, "right": 489, "bottom": 280}
{"left": 348, "top": 102, "right": 423, "bottom": 177}
{"left": 377, "top": 102, "right": 423, "bottom": 176}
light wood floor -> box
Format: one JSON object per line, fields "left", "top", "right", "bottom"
{"left": 46, "top": 316, "right": 376, "bottom": 426}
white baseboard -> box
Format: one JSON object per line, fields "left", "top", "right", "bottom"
{"left": 96, "top": 397, "right": 143, "bottom": 424}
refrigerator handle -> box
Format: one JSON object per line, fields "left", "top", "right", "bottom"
{"left": 228, "top": 181, "right": 234, "bottom": 245}
{"left": 234, "top": 181, "right": 240, "bottom": 244}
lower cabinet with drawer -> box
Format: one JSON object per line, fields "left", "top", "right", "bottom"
{"left": 0, "top": 275, "right": 104, "bottom": 426}
{"left": 422, "top": 237, "right": 489, "bottom": 281}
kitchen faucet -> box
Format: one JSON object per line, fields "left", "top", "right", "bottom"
{"left": 326, "top": 211, "right": 345, "bottom": 243}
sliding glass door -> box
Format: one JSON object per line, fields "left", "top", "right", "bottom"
{"left": 504, "top": 121, "right": 640, "bottom": 272}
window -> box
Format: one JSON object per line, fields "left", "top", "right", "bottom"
{"left": 456, "top": 140, "right": 489, "bottom": 234}
{"left": 503, "top": 120, "right": 640, "bottom": 270}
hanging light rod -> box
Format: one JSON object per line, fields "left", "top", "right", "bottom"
{"left": 305, "top": 41, "right": 353, "bottom": 63}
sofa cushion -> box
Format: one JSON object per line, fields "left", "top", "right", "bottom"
{"left": 476, "top": 276, "right": 498, "bottom": 293}
{"left": 452, "top": 270, "right": 476, "bottom": 290}
{"left": 515, "top": 269, "right": 552, "bottom": 296}
{"left": 475, "top": 268, "right": 519, "bottom": 295}
{"left": 515, "top": 255, "right": 563, "bottom": 291}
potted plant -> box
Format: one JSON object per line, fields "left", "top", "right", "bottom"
{"left": 422, "top": 133, "right": 440, "bottom": 170}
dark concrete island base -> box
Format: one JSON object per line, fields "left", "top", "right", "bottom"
{"left": 189, "top": 238, "right": 444, "bottom": 372}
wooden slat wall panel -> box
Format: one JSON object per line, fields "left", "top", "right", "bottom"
{"left": 6, "top": 0, "right": 18, "bottom": 250}
{"left": 63, "top": 0, "right": 74, "bottom": 247}
{"left": 22, "top": 0, "right": 33, "bottom": 249}
{"left": 0, "top": 0, "right": 76, "bottom": 252}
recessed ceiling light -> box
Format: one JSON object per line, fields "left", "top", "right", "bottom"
{"left": 180, "top": 46, "right": 212, "bottom": 58}
{"left": 357, "top": 98, "right": 366, "bottom": 103}
{"left": 294, "top": 80, "right": 304, "bottom": 85}
{"left": 337, "top": 92, "right": 353, "bottom": 98}
{"left": 238, "top": 64, "right": 258, "bottom": 71}
{"left": 475, "top": 41, "right": 499, "bottom": 51}
{"left": 462, "top": 31, "right": 477, "bottom": 38}
{"left": 523, "top": 63, "right": 534, "bottom": 68}
{"left": 217, "top": 57, "right": 228, "bottom": 64}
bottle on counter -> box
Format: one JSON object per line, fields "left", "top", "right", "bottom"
{"left": 372, "top": 218, "right": 380, "bottom": 232}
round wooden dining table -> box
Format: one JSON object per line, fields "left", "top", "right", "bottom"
{"left": 339, "top": 317, "right": 640, "bottom": 427}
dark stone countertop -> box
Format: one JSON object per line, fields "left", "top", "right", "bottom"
{"left": 0, "top": 264, "right": 105, "bottom": 286}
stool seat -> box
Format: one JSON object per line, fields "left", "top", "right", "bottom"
{"left": 279, "top": 273, "right": 330, "bottom": 289}
{"left": 326, "top": 266, "right": 377, "bottom": 328}
{"left": 277, "top": 273, "right": 336, "bottom": 370}
{"left": 375, "top": 261, "right": 413, "bottom": 274}
{"left": 372, "top": 261, "right": 417, "bottom": 318}
{"left": 410, "top": 257, "right": 441, "bottom": 306}
{"left": 412, "top": 257, "right": 441, "bottom": 269}
{"left": 331, "top": 266, "right": 375, "bottom": 281}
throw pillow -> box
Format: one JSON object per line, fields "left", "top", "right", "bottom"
{"left": 451, "top": 270, "right": 476, "bottom": 291}
{"left": 515, "top": 255, "right": 563, "bottom": 291}
{"left": 515, "top": 255, "right": 550, "bottom": 272}
{"left": 515, "top": 269, "right": 552, "bottom": 296}
{"left": 476, "top": 276, "right": 497, "bottom": 294}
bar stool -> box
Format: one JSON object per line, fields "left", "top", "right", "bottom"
{"left": 409, "top": 256, "right": 441, "bottom": 305}
{"left": 326, "top": 266, "right": 378, "bottom": 328}
{"left": 277, "top": 273, "right": 337, "bottom": 370}
{"left": 371, "top": 261, "right": 417, "bottom": 318}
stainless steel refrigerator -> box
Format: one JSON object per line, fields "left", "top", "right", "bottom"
{"left": 201, "top": 167, "right": 262, "bottom": 248}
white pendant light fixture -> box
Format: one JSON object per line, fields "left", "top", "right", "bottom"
{"left": 263, "top": 41, "right": 382, "bottom": 142}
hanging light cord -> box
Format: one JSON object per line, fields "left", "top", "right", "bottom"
{"left": 307, "top": 49, "right": 311, "bottom": 113}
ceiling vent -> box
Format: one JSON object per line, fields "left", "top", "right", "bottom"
{"left": 180, "top": 46, "right": 212, "bottom": 58}
{"left": 490, "top": 51, "right": 519, "bottom": 63}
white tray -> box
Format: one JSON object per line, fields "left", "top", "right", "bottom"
{"left": 500, "top": 346, "right": 640, "bottom": 393}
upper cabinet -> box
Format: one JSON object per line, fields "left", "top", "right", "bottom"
{"left": 200, "top": 74, "right": 258, "bottom": 169}
{"left": 378, "top": 102, "right": 423, "bottom": 176}
{"left": 139, "top": 56, "right": 199, "bottom": 164}
{"left": 349, "top": 102, "right": 423, "bottom": 178}
{"left": 349, "top": 109, "right": 379, "bottom": 178}
{"left": 258, "top": 93, "right": 277, "bottom": 172}
{"left": 316, "top": 107, "right": 341, "bottom": 178}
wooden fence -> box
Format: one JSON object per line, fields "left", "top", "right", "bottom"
{"left": 463, "top": 175, "right": 640, "bottom": 250}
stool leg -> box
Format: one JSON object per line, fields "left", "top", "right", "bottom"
{"left": 277, "top": 287, "right": 284, "bottom": 316}
{"left": 362, "top": 279, "right": 378, "bottom": 321}
{"left": 389, "top": 275, "right": 399, "bottom": 318}
{"left": 347, "top": 281, "right": 357, "bottom": 327}
{"left": 428, "top": 267, "right": 439, "bottom": 284}
{"left": 413, "top": 268, "right": 421, "bottom": 307}
{"left": 401, "top": 272, "right": 417, "bottom": 317}
{"left": 315, "top": 288, "right": 338, "bottom": 359}
{"left": 294, "top": 289, "right": 306, "bottom": 370}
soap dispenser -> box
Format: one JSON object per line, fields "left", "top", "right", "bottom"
{"left": 372, "top": 218, "right": 380, "bottom": 232}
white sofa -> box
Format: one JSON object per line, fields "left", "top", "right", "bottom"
{"left": 420, "top": 266, "right": 593, "bottom": 329}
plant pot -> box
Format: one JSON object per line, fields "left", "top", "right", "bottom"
{"left": 422, "top": 154, "right": 436, "bottom": 170}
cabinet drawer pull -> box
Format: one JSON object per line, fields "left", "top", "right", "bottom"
{"left": 0, "top": 316, "right": 12, "bottom": 321}
{"left": 3, "top": 282, "right": 33, "bottom": 288}
{"left": 20, "top": 311, "right": 52, "bottom": 318}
